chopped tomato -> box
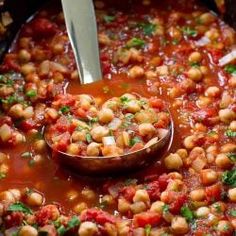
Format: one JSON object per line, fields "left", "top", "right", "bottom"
{"left": 4, "top": 212, "right": 24, "bottom": 229}
{"left": 119, "top": 186, "right": 136, "bottom": 202}
{"left": 149, "top": 97, "right": 165, "bottom": 110}
{"left": 146, "top": 181, "right": 160, "bottom": 201}
{"left": 205, "top": 183, "right": 223, "bottom": 203}
{"left": 133, "top": 211, "right": 161, "bottom": 227}
{"left": 158, "top": 173, "right": 169, "bottom": 191}
{"left": 35, "top": 205, "right": 59, "bottom": 226}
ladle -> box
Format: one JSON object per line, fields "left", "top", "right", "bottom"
{"left": 61, "top": 0, "right": 102, "bottom": 84}
{"left": 45, "top": 111, "right": 174, "bottom": 175}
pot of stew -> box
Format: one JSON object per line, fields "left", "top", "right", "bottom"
{"left": 0, "top": 0, "right": 235, "bottom": 235}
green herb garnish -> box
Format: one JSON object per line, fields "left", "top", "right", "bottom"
{"left": 129, "top": 136, "right": 142, "bottom": 146}
{"left": 162, "top": 204, "right": 169, "bottom": 214}
{"left": 230, "top": 209, "right": 236, "bottom": 217}
{"left": 126, "top": 37, "right": 145, "bottom": 48}
{"left": 225, "top": 130, "right": 236, "bottom": 138}
{"left": 0, "top": 173, "right": 6, "bottom": 179}
{"left": 138, "top": 22, "right": 156, "bottom": 36}
{"left": 181, "top": 206, "right": 194, "bottom": 222}
{"left": 144, "top": 224, "right": 152, "bottom": 236}
{"left": 182, "top": 27, "right": 198, "bottom": 37}
{"left": 26, "top": 89, "right": 37, "bottom": 98}
{"left": 227, "top": 153, "right": 236, "bottom": 162}
{"left": 103, "top": 15, "right": 116, "bottom": 23}
{"left": 222, "top": 169, "right": 236, "bottom": 187}
{"left": 60, "top": 106, "right": 70, "bottom": 114}
{"left": 86, "top": 133, "right": 92, "bottom": 143}
{"left": 224, "top": 64, "right": 236, "bottom": 75}
{"left": 67, "top": 216, "right": 80, "bottom": 229}
{"left": 8, "top": 202, "right": 32, "bottom": 214}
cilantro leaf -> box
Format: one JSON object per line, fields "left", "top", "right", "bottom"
{"left": 138, "top": 22, "right": 156, "bottom": 36}
{"left": 8, "top": 202, "right": 32, "bottom": 214}
{"left": 57, "top": 225, "right": 66, "bottom": 236}
{"left": 230, "top": 209, "right": 236, "bottom": 217}
{"left": 129, "top": 136, "right": 142, "bottom": 146}
{"left": 227, "top": 153, "right": 236, "bottom": 162}
{"left": 222, "top": 169, "right": 236, "bottom": 187}
{"left": 67, "top": 216, "right": 80, "bottom": 229}
{"left": 182, "top": 27, "right": 198, "bottom": 37}
{"left": 162, "top": 204, "right": 169, "bottom": 214}
{"left": 224, "top": 64, "right": 236, "bottom": 75}
{"left": 225, "top": 130, "right": 236, "bottom": 138}
{"left": 126, "top": 37, "right": 145, "bottom": 48}
{"left": 60, "top": 106, "right": 70, "bottom": 114}
{"left": 86, "top": 133, "right": 92, "bottom": 143}
{"left": 181, "top": 206, "right": 194, "bottom": 222}
{"left": 144, "top": 224, "right": 152, "bottom": 236}
{"left": 26, "top": 89, "right": 37, "bottom": 98}
{"left": 104, "top": 15, "right": 115, "bottom": 23}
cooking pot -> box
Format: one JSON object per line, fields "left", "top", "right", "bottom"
{"left": 0, "top": 0, "right": 235, "bottom": 61}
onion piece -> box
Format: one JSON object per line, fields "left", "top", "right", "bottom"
{"left": 218, "top": 49, "right": 236, "bottom": 66}
{"left": 157, "top": 128, "right": 169, "bottom": 139}
{"left": 144, "top": 137, "right": 158, "bottom": 148}
{"left": 195, "top": 36, "right": 211, "bottom": 47}
{"left": 108, "top": 118, "right": 122, "bottom": 130}
{"left": 102, "top": 136, "right": 116, "bottom": 146}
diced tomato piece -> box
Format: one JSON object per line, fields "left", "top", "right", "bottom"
{"left": 146, "top": 181, "right": 160, "bottom": 201}
{"left": 31, "top": 18, "right": 58, "bottom": 38}
{"left": 53, "top": 132, "right": 70, "bottom": 152}
{"left": 119, "top": 186, "right": 136, "bottom": 202}
{"left": 19, "top": 119, "right": 36, "bottom": 131}
{"left": 149, "top": 97, "right": 165, "bottom": 110}
{"left": 80, "top": 209, "right": 115, "bottom": 225}
{"left": 35, "top": 205, "right": 60, "bottom": 226}
{"left": 76, "top": 108, "right": 87, "bottom": 119}
{"left": 4, "top": 212, "right": 24, "bottom": 229}
{"left": 158, "top": 173, "right": 169, "bottom": 191}
{"left": 209, "top": 49, "right": 223, "bottom": 64}
{"left": 133, "top": 211, "right": 161, "bottom": 227}
{"left": 192, "top": 107, "right": 217, "bottom": 125}
{"left": 205, "top": 183, "right": 223, "bottom": 203}
{"left": 169, "top": 193, "right": 187, "bottom": 214}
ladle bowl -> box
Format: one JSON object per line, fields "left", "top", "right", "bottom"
{"left": 45, "top": 116, "right": 174, "bottom": 175}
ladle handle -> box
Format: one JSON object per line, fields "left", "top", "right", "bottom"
{"left": 61, "top": 0, "right": 102, "bottom": 84}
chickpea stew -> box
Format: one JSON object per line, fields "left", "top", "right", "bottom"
{"left": 0, "top": 0, "right": 235, "bottom": 235}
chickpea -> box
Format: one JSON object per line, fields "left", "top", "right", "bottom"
{"left": 168, "top": 172, "right": 183, "bottom": 180}
{"left": 33, "top": 140, "right": 47, "bottom": 153}
{"left": 9, "top": 104, "right": 24, "bottom": 118}
{"left": 0, "top": 191, "right": 15, "bottom": 203}
{"left": 133, "top": 189, "right": 150, "bottom": 203}
{"left": 210, "top": 202, "right": 226, "bottom": 214}
{"left": 130, "top": 201, "right": 147, "bottom": 214}
{"left": 221, "top": 143, "right": 236, "bottom": 153}
{"left": 19, "top": 37, "right": 31, "bottom": 48}
{"left": 102, "top": 145, "right": 123, "bottom": 157}
{"left": 215, "top": 153, "right": 233, "bottom": 169}
{"left": 23, "top": 106, "right": 34, "bottom": 119}
{"left": 228, "top": 76, "right": 236, "bottom": 88}
{"left": 188, "top": 52, "right": 202, "bottom": 63}
{"left": 200, "top": 66, "right": 209, "bottom": 75}
{"left": 9, "top": 189, "right": 21, "bottom": 201}
{"left": 18, "top": 49, "right": 31, "bottom": 63}
{"left": 129, "top": 66, "right": 144, "bottom": 79}
{"left": 195, "top": 206, "right": 210, "bottom": 218}
{"left": 228, "top": 188, "right": 236, "bottom": 202}
{"left": 98, "top": 33, "right": 111, "bottom": 46}
{"left": 187, "top": 68, "right": 202, "bottom": 82}
{"left": 167, "top": 179, "right": 184, "bottom": 191}
{"left": 45, "top": 108, "right": 58, "bottom": 120}
{"left": 74, "top": 202, "right": 88, "bottom": 214}
{"left": 126, "top": 100, "right": 141, "bottom": 113}
{"left": 78, "top": 221, "right": 98, "bottom": 236}
{"left": 86, "top": 142, "right": 100, "bottom": 156}
{"left": 90, "top": 126, "right": 109, "bottom": 142}
{"left": 71, "top": 130, "right": 86, "bottom": 142}
{"left": 199, "top": 13, "right": 216, "bottom": 25}
{"left": 183, "top": 135, "right": 196, "bottom": 149}
{"left": 205, "top": 86, "right": 220, "bottom": 98}
{"left": 21, "top": 63, "right": 36, "bottom": 75}
{"left": 164, "top": 153, "right": 183, "bottom": 170}
{"left": 150, "top": 201, "right": 165, "bottom": 214}
{"left": 216, "top": 220, "right": 233, "bottom": 234}
{"left": 102, "top": 195, "right": 114, "bottom": 206}
{"left": 81, "top": 188, "right": 96, "bottom": 200}
{"left": 116, "top": 220, "right": 130, "bottom": 236}
{"left": 118, "top": 198, "right": 130, "bottom": 213}
{"left": 52, "top": 43, "right": 64, "bottom": 54}
{"left": 200, "top": 169, "right": 218, "bottom": 185}
{"left": 219, "top": 108, "right": 236, "bottom": 124}
{"left": 168, "top": 26, "right": 182, "bottom": 40}
{"left": 190, "top": 189, "right": 205, "bottom": 201}
{"left": 67, "top": 143, "right": 80, "bottom": 155}
{"left": 229, "top": 120, "right": 236, "bottom": 131}
{"left": 135, "top": 109, "right": 157, "bottom": 124}
{"left": 18, "top": 225, "right": 38, "bottom": 236}
{"left": 171, "top": 216, "right": 189, "bottom": 235}
{"left": 26, "top": 192, "right": 43, "bottom": 206}
{"left": 98, "top": 108, "right": 114, "bottom": 123}
{"left": 138, "top": 123, "right": 156, "bottom": 137}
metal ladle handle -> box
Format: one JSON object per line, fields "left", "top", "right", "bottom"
{"left": 61, "top": 0, "right": 102, "bottom": 84}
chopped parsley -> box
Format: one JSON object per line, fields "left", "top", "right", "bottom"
{"left": 0, "top": 172, "right": 6, "bottom": 179}
{"left": 56, "top": 216, "right": 80, "bottom": 235}
{"left": 126, "top": 37, "right": 145, "bottom": 49}
{"left": 144, "top": 224, "right": 152, "bottom": 236}
{"left": 190, "top": 62, "right": 200, "bottom": 67}
{"left": 162, "top": 204, "right": 169, "bottom": 214}
{"left": 230, "top": 209, "right": 236, "bottom": 217}
{"left": 222, "top": 169, "right": 236, "bottom": 187}
{"left": 103, "top": 15, "right": 116, "bottom": 23}
{"left": 8, "top": 202, "right": 33, "bottom": 214}
{"left": 182, "top": 26, "right": 198, "bottom": 37}
{"left": 227, "top": 153, "right": 236, "bottom": 162}
{"left": 129, "top": 136, "right": 142, "bottom": 146}
{"left": 60, "top": 106, "right": 70, "bottom": 114}
{"left": 86, "top": 133, "right": 92, "bottom": 143}
{"left": 180, "top": 206, "right": 194, "bottom": 222}
{"left": 224, "top": 64, "right": 236, "bottom": 75}
{"left": 26, "top": 89, "right": 37, "bottom": 98}
{"left": 225, "top": 130, "right": 236, "bottom": 138}
{"left": 138, "top": 22, "right": 156, "bottom": 36}
{"left": 67, "top": 216, "right": 80, "bottom": 229}
{"left": 120, "top": 96, "right": 130, "bottom": 103}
